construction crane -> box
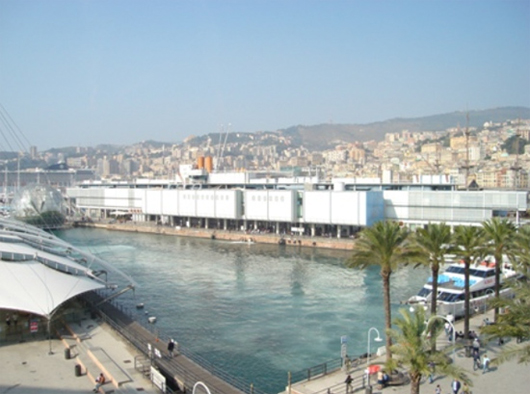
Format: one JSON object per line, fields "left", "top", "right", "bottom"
{"left": 510, "top": 123, "right": 522, "bottom": 189}
{"left": 460, "top": 112, "right": 473, "bottom": 189}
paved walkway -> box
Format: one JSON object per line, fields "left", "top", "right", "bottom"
{"left": 1, "top": 308, "right": 527, "bottom": 394}
{"left": 288, "top": 309, "right": 528, "bottom": 394}
{"left": 0, "top": 317, "right": 160, "bottom": 394}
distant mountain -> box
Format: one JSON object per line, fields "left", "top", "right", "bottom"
{"left": 279, "top": 106, "right": 530, "bottom": 151}
{"left": 41, "top": 106, "right": 529, "bottom": 154}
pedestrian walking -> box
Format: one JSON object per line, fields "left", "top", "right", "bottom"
{"left": 435, "top": 384, "right": 441, "bottom": 394}
{"left": 344, "top": 374, "right": 353, "bottom": 394}
{"left": 451, "top": 378, "right": 461, "bottom": 394}
{"left": 482, "top": 353, "right": 490, "bottom": 374}
{"left": 167, "top": 339, "right": 175, "bottom": 358}
{"left": 5, "top": 314, "right": 10, "bottom": 330}
{"left": 461, "top": 382, "right": 471, "bottom": 394}
{"left": 473, "top": 351, "right": 481, "bottom": 371}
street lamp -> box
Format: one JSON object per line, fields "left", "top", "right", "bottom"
{"left": 367, "top": 327, "right": 383, "bottom": 385}
{"left": 409, "top": 306, "right": 456, "bottom": 363}
{"left": 426, "top": 315, "right": 456, "bottom": 364}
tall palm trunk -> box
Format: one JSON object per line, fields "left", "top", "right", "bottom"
{"left": 409, "top": 373, "right": 421, "bottom": 394}
{"left": 494, "top": 251, "right": 501, "bottom": 322}
{"left": 382, "top": 271, "right": 393, "bottom": 362}
{"left": 430, "top": 265, "right": 440, "bottom": 352}
{"left": 464, "top": 258, "right": 471, "bottom": 338}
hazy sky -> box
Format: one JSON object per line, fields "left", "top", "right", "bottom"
{"left": 1, "top": 0, "right": 529, "bottom": 151}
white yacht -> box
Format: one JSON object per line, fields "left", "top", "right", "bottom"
{"left": 408, "top": 256, "right": 519, "bottom": 318}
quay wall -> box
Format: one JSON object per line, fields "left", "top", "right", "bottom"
{"left": 75, "top": 221, "right": 355, "bottom": 251}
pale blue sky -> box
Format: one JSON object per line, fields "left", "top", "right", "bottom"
{"left": 1, "top": 0, "right": 529, "bottom": 151}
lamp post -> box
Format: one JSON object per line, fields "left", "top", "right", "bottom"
{"left": 409, "top": 306, "right": 456, "bottom": 363}
{"left": 367, "top": 327, "right": 383, "bottom": 386}
{"left": 426, "top": 315, "right": 456, "bottom": 364}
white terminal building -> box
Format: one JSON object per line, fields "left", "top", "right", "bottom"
{"left": 66, "top": 167, "right": 529, "bottom": 238}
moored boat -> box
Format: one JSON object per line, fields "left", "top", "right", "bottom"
{"left": 408, "top": 256, "right": 519, "bottom": 318}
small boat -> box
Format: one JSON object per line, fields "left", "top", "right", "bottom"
{"left": 148, "top": 316, "right": 157, "bottom": 324}
{"left": 407, "top": 255, "right": 519, "bottom": 318}
{"left": 136, "top": 303, "right": 145, "bottom": 309}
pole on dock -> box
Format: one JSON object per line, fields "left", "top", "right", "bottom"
{"left": 288, "top": 371, "right": 292, "bottom": 394}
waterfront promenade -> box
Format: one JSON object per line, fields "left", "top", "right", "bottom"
{"left": 0, "top": 317, "right": 159, "bottom": 394}
{"left": 1, "top": 307, "right": 526, "bottom": 394}
{"left": 1, "top": 294, "right": 251, "bottom": 394}
{"left": 286, "top": 309, "right": 528, "bottom": 394}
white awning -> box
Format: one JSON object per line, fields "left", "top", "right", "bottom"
{"left": 0, "top": 260, "right": 105, "bottom": 317}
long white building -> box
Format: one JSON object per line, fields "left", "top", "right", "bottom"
{"left": 66, "top": 172, "right": 529, "bottom": 238}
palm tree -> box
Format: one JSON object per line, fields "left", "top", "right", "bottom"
{"left": 388, "top": 307, "right": 471, "bottom": 394}
{"left": 514, "top": 225, "right": 530, "bottom": 274}
{"left": 411, "top": 223, "right": 452, "bottom": 318}
{"left": 481, "top": 279, "right": 530, "bottom": 365}
{"left": 481, "top": 218, "right": 516, "bottom": 322}
{"left": 410, "top": 223, "right": 452, "bottom": 352}
{"left": 452, "top": 225, "right": 486, "bottom": 338}
{"left": 345, "top": 220, "right": 415, "bottom": 362}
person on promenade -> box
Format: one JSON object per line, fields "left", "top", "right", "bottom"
{"left": 5, "top": 314, "right": 10, "bottom": 331}
{"left": 428, "top": 361, "right": 435, "bottom": 383}
{"left": 473, "top": 349, "right": 481, "bottom": 371}
{"left": 93, "top": 373, "right": 106, "bottom": 392}
{"left": 435, "top": 384, "right": 441, "bottom": 394}
{"left": 472, "top": 337, "right": 480, "bottom": 352}
{"left": 167, "top": 339, "right": 175, "bottom": 358}
{"left": 377, "top": 370, "right": 384, "bottom": 387}
{"left": 482, "top": 353, "right": 490, "bottom": 374}
{"left": 451, "top": 378, "right": 461, "bottom": 394}
{"left": 461, "top": 382, "right": 471, "bottom": 394}
{"left": 344, "top": 374, "right": 353, "bottom": 393}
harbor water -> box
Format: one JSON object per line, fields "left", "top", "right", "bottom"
{"left": 56, "top": 228, "right": 429, "bottom": 394}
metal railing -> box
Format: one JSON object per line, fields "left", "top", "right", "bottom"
{"left": 289, "top": 358, "right": 342, "bottom": 384}
{"left": 82, "top": 291, "right": 269, "bottom": 394}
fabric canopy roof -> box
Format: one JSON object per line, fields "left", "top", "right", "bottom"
{"left": 0, "top": 259, "right": 105, "bottom": 318}
{"left": 0, "top": 217, "right": 134, "bottom": 319}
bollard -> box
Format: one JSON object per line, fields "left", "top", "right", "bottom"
{"left": 64, "top": 347, "right": 71, "bottom": 360}
{"left": 75, "top": 364, "right": 82, "bottom": 377}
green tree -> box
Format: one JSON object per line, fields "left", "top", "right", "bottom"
{"left": 452, "top": 225, "right": 486, "bottom": 338}
{"left": 501, "top": 134, "right": 528, "bottom": 155}
{"left": 387, "top": 308, "right": 470, "bottom": 394}
{"left": 411, "top": 223, "right": 452, "bottom": 317}
{"left": 481, "top": 218, "right": 517, "bottom": 322}
{"left": 345, "top": 220, "right": 415, "bottom": 362}
{"left": 481, "top": 280, "right": 530, "bottom": 364}
{"left": 514, "top": 225, "right": 530, "bottom": 273}
{"left": 410, "top": 223, "right": 453, "bottom": 351}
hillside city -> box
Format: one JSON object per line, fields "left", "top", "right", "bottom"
{"left": 8, "top": 117, "right": 530, "bottom": 190}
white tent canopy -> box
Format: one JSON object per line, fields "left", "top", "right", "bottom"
{"left": 0, "top": 217, "right": 134, "bottom": 319}
{"left": 0, "top": 260, "right": 105, "bottom": 317}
